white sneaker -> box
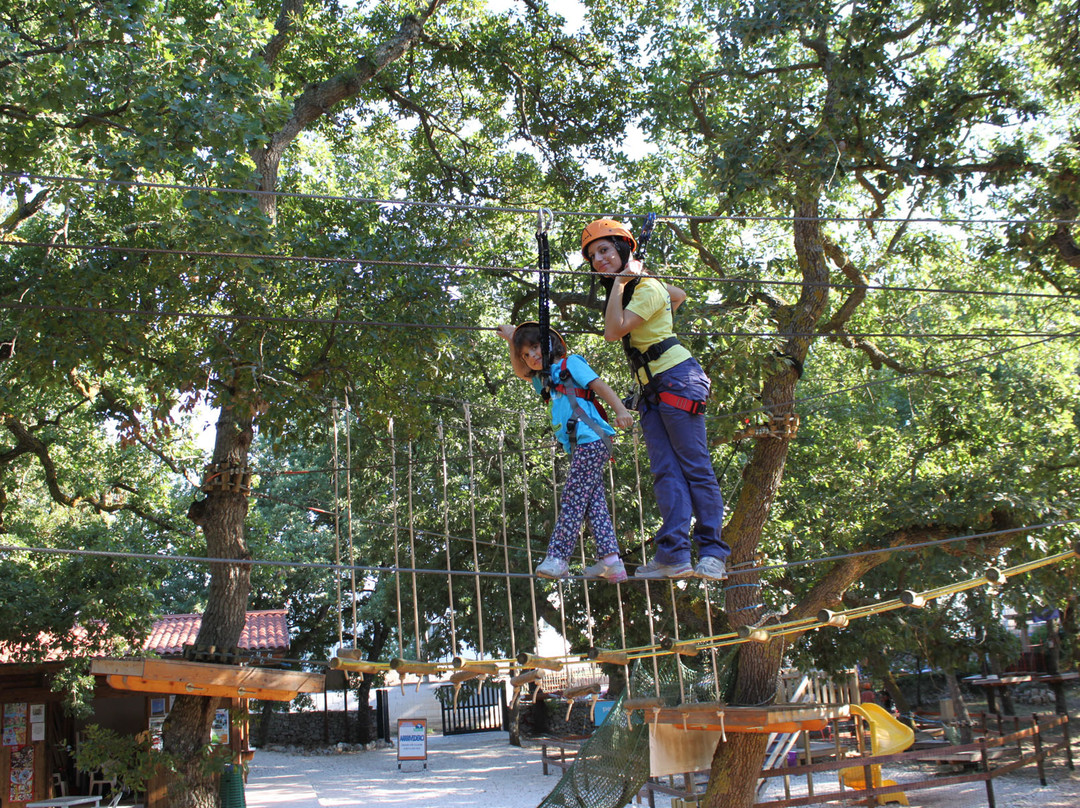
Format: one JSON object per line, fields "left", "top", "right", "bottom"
{"left": 694, "top": 556, "right": 728, "bottom": 581}
{"left": 536, "top": 556, "right": 570, "bottom": 579}
{"left": 633, "top": 558, "right": 695, "bottom": 580}
{"left": 583, "top": 558, "right": 628, "bottom": 583}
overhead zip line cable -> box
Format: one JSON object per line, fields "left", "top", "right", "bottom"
{"left": 3, "top": 237, "right": 1075, "bottom": 302}
{"left": 3, "top": 300, "right": 1076, "bottom": 343}
{"left": 4, "top": 171, "right": 1077, "bottom": 226}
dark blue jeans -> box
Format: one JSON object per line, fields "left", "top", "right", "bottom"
{"left": 638, "top": 358, "right": 729, "bottom": 565}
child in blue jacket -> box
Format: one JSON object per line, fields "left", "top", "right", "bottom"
{"left": 497, "top": 322, "right": 633, "bottom": 582}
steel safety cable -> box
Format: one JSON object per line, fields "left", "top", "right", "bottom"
{"left": 5, "top": 237, "right": 1075, "bottom": 303}
{"left": 3, "top": 298, "right": 1074, "bottom": 342}
{"left": 5, "top": 171, "right": 1077, "bottom": 225}
{"left": 3, "top": 517, "right": 1076, "bottom": 581}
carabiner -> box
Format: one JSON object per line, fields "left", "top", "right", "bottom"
{"left": 536, "top": 207, "right": 553, "bottom": 236}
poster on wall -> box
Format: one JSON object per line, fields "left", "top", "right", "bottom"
{"left": 210, "top": 709, "right": 229, "bottom": 745}
{"left": 149, "top": 717, "right": 165, "bottom": 751}
{"left": 8, "top": 743, "right": 34, "bottom": 803}
{"left": 2, "top": 703, "right": 27, "bottom": 747}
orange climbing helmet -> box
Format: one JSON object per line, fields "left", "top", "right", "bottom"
{"left": 581, "top": 218, "right": 637, "bottom": 260}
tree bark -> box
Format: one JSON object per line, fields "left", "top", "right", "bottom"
{"left": 164, "top": 393, "right": 254, "bottom": 806}
{"left": 944, "top": 669, "right": 973, "bottom": 745}
{"left": 701, "top": 196, "right": 831, "bottom": 808}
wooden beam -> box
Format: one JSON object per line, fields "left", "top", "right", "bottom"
{"left": 91, "top": 657, "right": 324, "bottom": 694}
{"left": 105, "top": 674, "right": 299, "bottom": 701}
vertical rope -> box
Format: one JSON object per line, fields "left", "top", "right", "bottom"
{"left": 438, "top": 421, "right": 459, "bottom": 655}
{"left": 704, "top": 585, "right": 722, "bottom": 702}
{"left": 579, "top": 533, "right": 595, "bottom": 649}
{"left": 406, "top": 440, "right": 422, "bottom": 659}
{"left": 631, "top": 427, "right": 662, "bottom": 695}
{"left": 498, "top": 433, "right": 518, "bottom": 660}
{"left": 344, "top": 392, "right": 357, "bottom": 647}
{"left": 610, "top": 461, "right": 628, "bottom": 652}
{"left": 670, "top": 580, "right": 687, "bottom": 704}
{"left": 331, "top": 399, "right": 343, "bottom": 649}
{"left": 544, "top": 436, "right": 570, "bottom": 656}
{"left": 389, "top": 419, "right": 405, "bottom": 656}
{"left": 557, "top": 580, "right": 570, "bottom": 659}
{"left": 463, "top": 403, "right": 485, "bottom": 659}
{"left": 551, "top": 440, "right": 569, "bottom": 657}
{"left": 520, "top": 413, "right": 541, "bottom": 652}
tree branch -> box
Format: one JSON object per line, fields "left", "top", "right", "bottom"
{"left": 252, "top": 2, "right": 444, "bottom": 216}
{"left": 1, "top": 188, "right": 50, "bottom": 235}
{"left": 262, "top": 0, "right": 305, "bottom": 67}
{"left": 817, "top": 237, "right": 867, "bottom": 333}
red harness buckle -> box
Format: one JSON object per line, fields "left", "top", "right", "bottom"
{"left": 658, "top": 391, "right": 706, "bottom": 415}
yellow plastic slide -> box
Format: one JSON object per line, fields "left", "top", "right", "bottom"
{"left": 840, "top": 703, "right": 915, "bottom": 805}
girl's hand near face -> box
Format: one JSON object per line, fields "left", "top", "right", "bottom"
{"left": 496, "top": 323, "right": 516, "bottom": 342}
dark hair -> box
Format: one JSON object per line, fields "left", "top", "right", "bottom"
{"left": 512, "top": 323, "right": 566, "bottom": 375}
{"left": 587, "top": 237, "right": 633, "bottom": 294}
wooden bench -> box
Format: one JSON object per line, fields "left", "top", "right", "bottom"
{"left": 538, "top": 736, "right": 585, "bottom": 775}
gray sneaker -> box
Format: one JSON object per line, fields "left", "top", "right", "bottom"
{"left": 633, "top": 558, "right": 695, "bottom": 580}
{"left": 695, "top": 556, "right": 728, "bottom": 581}
{"left": 536, "top": 556, "right": 569, "bottom": 579}
{"left": 583, "top": 558, "right": 628, "bottom": 583}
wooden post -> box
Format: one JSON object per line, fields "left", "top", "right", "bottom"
{"left": 1033, "top": 716, "right": 1047, "bottom": 786}
{"left": 1014, "top": 715, "right": 1022, "bottom": 756}
{"left": 980, "top": 736, "right": 996, "bottom": 808}
{"left": 803, "top": 727, "right": 815, "bottom": 799}
{"left": 833, "top": 718, "right": 844, "bottom": 791}
{"left": 1063, "top": 713, "right": 1074, "bottom": 770}
{"left": 862, "top": 760, "right": 876, "bottom": 808}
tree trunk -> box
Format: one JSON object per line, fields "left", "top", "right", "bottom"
{"left": 508, "top": 699, "right": 522, "bottom": 747}
{"left": 355, "top": 674, "right": 375, "bottom": 744}
{"left": 882, "top": 671, "right": 911, "bottom": 724}
{"left": 164, "top": 394, "right": 254, "bottom": 807}
{"left": 988, "top": 654, "right": 1016, "bottom": 716}
{"left": 700, "top": 196, "right": 830, "bottom": 808}
{"left": 945, "top": 669, "right": 973, "bottom": 744}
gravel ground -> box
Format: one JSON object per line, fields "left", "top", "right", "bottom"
{"left": 244, "top": 731, "right": 1080, "bottom": 808}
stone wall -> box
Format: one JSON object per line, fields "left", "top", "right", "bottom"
{"left": 518, "top": 697, "right": 601, "bottom": 737}
{"left": 257, "top": 708, "right": 375, "bottom": 748}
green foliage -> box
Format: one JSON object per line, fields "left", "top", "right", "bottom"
{"left": 74, "top": 723, "right": 171, "bottom": 794}
{"left": 0, "top": 1, "right": 1078, "bottom": 773}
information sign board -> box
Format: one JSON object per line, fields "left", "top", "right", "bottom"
{"left": 397, "top": 718, "right": 428, "bottom": 769}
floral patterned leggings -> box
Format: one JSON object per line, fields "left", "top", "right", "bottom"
{"left": 546, "top": 439, "right": 619, "bottom": 560}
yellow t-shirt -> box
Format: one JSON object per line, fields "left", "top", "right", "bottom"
{"left": 624, "top": 276, "right": 692, "bottom": 384}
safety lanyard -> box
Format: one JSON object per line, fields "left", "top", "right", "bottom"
{"left": 536, "top": 208, "right": 553, "bottom": 400}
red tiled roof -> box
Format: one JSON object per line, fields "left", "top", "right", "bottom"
{"left": 0, "top": 625, "right": 108, "bottom": 664}
{"left": 0, "top": 610, "right": 289, "bottom": 665}
{"left": 144, "top": 609, "right": 290, "bottom": 655}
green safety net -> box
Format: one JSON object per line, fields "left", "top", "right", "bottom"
{"left": 536, "top": 651, "right": 738, "bottom": 808}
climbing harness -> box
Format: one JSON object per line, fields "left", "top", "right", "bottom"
{"left": 612, "top": 213, "right": 708, "bottom": 416}
{"left": 550, "top": 356, "right": 613, "bottom": 454}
